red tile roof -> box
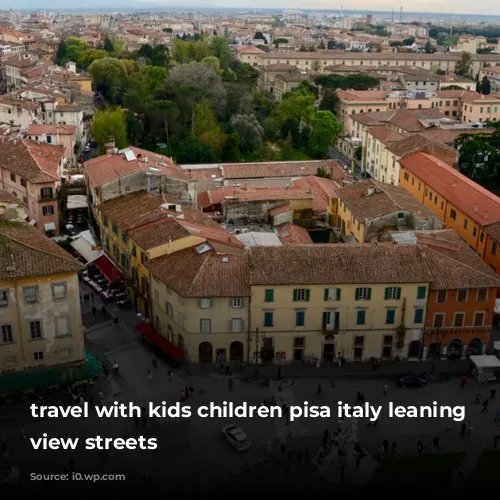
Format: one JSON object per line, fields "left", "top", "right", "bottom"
{"left": 230, "top": 187, "right": 313, "bottom": 202}
{"left": 27, "top": 124, "right": 76, "bottom": 136}
{"left": 176, "top": 219, "right": 245, "bottom": 250}
{"left": 399, "top": 152, "right": 500, "bottom": 226}
{"left": 293, "top": 175, "right": 339, "bottom": 213}
{"left": 269, "top": 203, "right": 292, "bottom": 216}
{"left": 275, "top": 223, "right": 313, "bottom": 245}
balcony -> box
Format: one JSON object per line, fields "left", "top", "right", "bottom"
{"left": 38, "top": 192, "right": 56, "bottom": 202}
{"left": 322, "top": 325, "right": 339, "bottom": 335}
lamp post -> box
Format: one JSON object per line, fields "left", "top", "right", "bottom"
{"left": 248, "top": 327, "right": 265, "bottom": 376}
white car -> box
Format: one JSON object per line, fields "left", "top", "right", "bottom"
{"left": 221, "top": 424, "right": 251, "bottom": 452}
{"left": 84, "top": 144, "right": 91, "bottom": 152}
{"left": 0, "top": 466, "right": 20, "bottom": 485}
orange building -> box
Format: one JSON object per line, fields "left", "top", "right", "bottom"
{"left": 416, "top": 231, "right": 500, "bottom": 359}
{"left": 399, "top": 152, "right": 500, "bottom": 274}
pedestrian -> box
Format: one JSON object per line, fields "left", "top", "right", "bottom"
{"left": 432, "top": 436, "right": 439, "bottom": 451}
{"left": 152, "top": 359, "right": 158, "bottom": 371}
{"left": 383, "top": 384, "right": 388, "bottom": 396}
{"left": 167, "top": 369, "right": 173, "bottom": 382}
{"left": 494, "top": 435, "right": 500, "bottom": 449}
{"left": 356, "top": 391, "right": 362, "bottom": 403}
{"left": 316, "top": 384, "right": 323, "bottom": 399}
{"left": 92, "top": 306, "right": 96, "bottom": 316}
{"left": 185, "top": 386, "right": 190, "bottom": 399}
{"left": 180, "top": 390, "right": 185, "bottom": 401}
{"left": 277, "top": 367, "right": 282, "bottom": 380}
{"left": 490, "top": 387, "right": 496, "bottom": 400}
{"left": 79, "top": 395, "right": 84, "bottom": 407}
{"left": 383, "top": 440, "right": 389, "bottom": 453}
{"left": 228, "top": 379, "right": 234, "bottom": 392}
{"left": 99, "top": 390, "right": 104, "bottom": 404}
{"left": 460, "top": 423, "right": 466, "bottom": 437}
{"left": 391, "top": 441, "right": 397, "bottom": 453}
{"left": 147, "top": 370, "right": 153, "bottom": 381}
{"left": 481, "top": 399, "right": 489, "bottom": 413}
{"left": 417, "top": 440, "right": 423, "bottom": 455}
{"left": 475, "top": 393, "right": 481, "bottom": 404}
{"left": 460, "top": 375, "right": 467, "bottom": 389}
{"left": 372, "top": 358, "right": 379, "bottom": 371}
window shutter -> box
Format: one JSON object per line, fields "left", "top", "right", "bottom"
{"left": 396, "top": 287, "right": 401, "bottom": 300}
{"left": 241, "top": 298, "right": 246, "bottom": 308}
{"left": 197, "top": 299, "right": 201, "bottom": 308}
{"left": 241, "top": 320, "right": 245, "bottom": 332}
{"left": 335, "top": 312, "right": 340, "bottom": 329}
{"left": 208, "top": 298, "right": 213, "bottom": 308}
{"left": 367, "top": 288, "right": 372, "bottom": 300}
{"left": 293, "top": 289, "right": 297, "bottom": 301}
{"left": 355, "top": 288, "right": 359, "bottom": 301}
{"left": 229, "top": 319, "right": 233, "bottom": 332}
{"left": 322, "top": 312, "right": 327, "bottom": 328}
{"left": 336, "top": 288, "right": 341, "bottom": 301}
{"left": 384, "top": 288, "right": 389, "bottom": 300}
{"left": 324, "top": 288, "right": 329, "bottom": 301}
{"left": 305, "top": 289, "right": 310, "bottom": 301}
{"left": 228, "top": 298, "right": 233, "bottom": 308}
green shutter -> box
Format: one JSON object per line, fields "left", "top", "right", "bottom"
{"left": 322, "top": 312, "right": 328, "bottom": 328}
{"left": 265, "top": 289, "right": 274, "bottom": 302}
{"left": 336, "top": 288, "right": 341, "bottom": 301}
{"left": 384, "top": 288, "right": 389, "bottom": 300}
{"left": 335, "top": 312, "right": 340, "bottom": 329}
{"left": 305, "top": 289, "right": 310, "bottom": 301}
{"left": 367, "top": 288, "right": 372, "bottom": 300}
{"left": 293, "top": 289, "right": 298, "bottom": 301}
{"left": 417, "top": 286, "right": 426, "bottom": 299}
{"left": 324, "top": 288, "right": 329, "bottom": 301}
{"left": 396, "top": 287, "right": 401, "bottom": 300}
{"left": 355, "top": 288, "right": 360, "bottom": 301}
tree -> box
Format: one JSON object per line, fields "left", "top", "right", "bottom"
{"left": 88, "top": 58, "right": 128, "bottom": 104}
{"left": 234, "top": 62, "right": 259, "bottom": 85}
{"left": 167, "top": 136, "right": 217, "bottom": 163}
{"left": 201, "top": 56, "right": 221, "bottom": 72}
{"left": 275, "top": 88, "right": 315, "bottom": 127}
{"left": 308, "top": 110, "right": 342, "bottom": 158}
{"left": 367, "top": 42, "right": 382, "bottom": 53}
{"left": 91, "top": 108, "right": 128, "bottom": 152}
{"left": 55, "top": 39, "right": 68, "bottom": 65}
{"left": 318, "top": 40, "right": 326, "bottom": 50}
{"left": 273, "top": 38, "right": 288, "bottom": 48}
{"left": 56, "top": 37, "right": 87, "bottom": 66}
{"left": 193, "top": 99, "right": 226, "bottom": 157}
{"left": 103, "top": 36, "right": 114, "bottom": 53}
{"left": 254, "top": 31, "right": 265, "bottom": 40}
{"left": 424, "top": 41, "right": 436, "bottom": 54}
{"left": 79, "top": 49, "right": 107, "bottom": 69}
{"left": 319, "top": 89, "right": 339, "bottom": 112}
{"left": 456, "top": 53, "right": 472, "bottom": 76}
{"left": 481, "top": 76, "right": 491, "bottom": 95}
{"left": 210, "top": 36, "right": 232, "bottom": 68}
{"left": 315, "top": 74, "right": 380, "bottom": 91}
{"left": 299, "top": 45, "right": 308, "bottom": 52}
{"left": 148, "top": 100, "right": 179, "bottom": 144}
{"left": 403, "top": 37, "right": 416, "bottom": 45}
{"left": 230, "top": 114, "right": 264, "bottom": 152}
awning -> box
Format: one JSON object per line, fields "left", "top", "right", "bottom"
{"left": 44, "top": 222, "right": 56, "bottom": 231}
{"left": 135, "top": 323, "right": 184, "bottom": 361}
{"left": 470, "top": 355, "right": 500, "bottom": 369}
{"left": 70, "top": 233, "right": 103, "bottom": 263}
{"left": 67, "top": 194, "right": 88, "bottom": 210}
{"left": 93, "top": 254, "right": 121, "bottom": 281}
{"left": 29, "top": 219, "right": 36, "bottom": 225}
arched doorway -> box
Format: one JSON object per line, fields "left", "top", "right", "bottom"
{"left": 408, "top": 340, "right": 422, "bottom": 359}
{"left": 428, "top": 342, "right": 442, "bottom": 359}
{"left": 167, "top": 325, "right": 173, "bottom": 343}
{"left": 447, "top": 339, "right": 462, "bottom": 359}
{"left": 199, "top": 342, "right": 213, "bottom": 363}
{"left": 177, "top": 334, "right": 184, "bottom": 351}
{"left": 468, "top": 338, "right": 482, "bottom": 356}
{"left": 230, "top": 341, "right": 244, "bottom": 361}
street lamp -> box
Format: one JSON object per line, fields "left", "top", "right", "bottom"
{"left": 248, "top": 327, "right": 265, "bottom": 376}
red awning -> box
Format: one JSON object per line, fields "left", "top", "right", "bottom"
{"left": 135, "top": 324, "right": 184, "bottom": 360}
{"left": 94, "top": 254, "right": 121, "bottom": 281}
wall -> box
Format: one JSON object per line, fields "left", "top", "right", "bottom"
{"left": 0, "top": 273, "right": 84, "bottom": 372}
{"left": 483, "top": 234, "right": 500, "bottom": 273}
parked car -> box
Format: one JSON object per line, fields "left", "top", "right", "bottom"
{"left": 0, "top": 466, "right": 20, "bottom": 485}
{"left": 397, "top": 375, "right": 428, "bottom": 388}
{"left": 221, "top": 424, "right": 251, "bottom": 452}
{"left": 83, "top": 144, "right": 91, "bottom": 152}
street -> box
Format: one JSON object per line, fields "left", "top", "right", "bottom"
{"left": 329, "top": 146, "right": 363, "bottom": 179}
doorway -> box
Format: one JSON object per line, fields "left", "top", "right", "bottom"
{"left": 468, "top": 338, "right": 482, "bottom": 356}
{"left": 230, "top": 341, "right": 244, "bottom": 361}
{"left": 381, "top": 335, "right": 393, "bottom": 359}
{"left": 353, "top": 336, "right": 364, "bottom": 360}
{"left": 408, "top": 340, "right": 422, "bottom": 359}
{"left": 198, "top": 342, "right": 213, "bottom": 363}
{"left": 428, "top": 342, "right": 441, "bottom": 359}
{"left": 293, "top": 337, "right": 305, "bottom": 362}
{"left": 216, "top": 349, "right": 226, "bottom": 363}
{"left": 323, "top": 343, "right": 335, "bottom": 363}
{"left": 261, "top": 338, "right": 274, "bottom": 363}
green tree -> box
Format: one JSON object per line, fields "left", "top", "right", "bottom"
{"left": 55, "top": 39, "right": 68, "bottom": 65}
{"left": 318, "top": 40, "right": 326, "bottom": 49}
{"left": 230, "top": 114, "right": 264, "bottom": 152}
{"left": 314, "top": 74, "right": 380, "bottom": 91}
{"left": 456, "top": 53, "right": 472, "bottom": 76}
{"left": 319, "top": 89, "right": 339, "bottom": 112}
{"left": 308, "top": 110, "right": 342, "bottom": 158}
{"left": 56, "top": 37, "right": 87, "bottom": 66}
{"left": 163, "top": 27, "right": 173, "bottom": 33}
{"left": 254, "top": 31, "right": 265, "bottom": 40}
{"left": 193, "top": 98, "right": 226, "bottom": 157}
{"left": 367, "top": 42, "right": 382, "bottom": 53}
{"left": 201, "top": 56, "right": 221, "bottom": 72}
{"left": 148, "top": 100, "right": 179, "bottom": 144}
{"left": 167, "top": 136, "right": 217, "bottom": 163}
{"left": 273, "top": 37, "right": 288, "bottom": 48}
{"left": 91, "top": 108, "right": 128, "bottom": 152}
{"left": 424, "top": 41, "right": 436, "bottom": 53}
{"left": 210, "top": 37, "right": 232, "bottom": 68}
{"left": 481, "top": 76, "right": 491, "bottom": 95}
{"left": 79, "top": 49, "right": 108, "bottom": 69}
{"left": 403, "top": 37, "right": 416, "bottom": 45}
{"left": 87, "top": 57, "right": 128, "bottom": 104}
{"left": 275, "top": 88, "right": 315, "bottom": 127}
{"left": 104, "top": 36, "right": 114, "bottom": 53}
{"left": 299, "top": 44, "right": 308, "bottom": 52}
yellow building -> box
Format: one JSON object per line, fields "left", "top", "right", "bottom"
{"left": 147, "top": 247, "right": 250, "bottom": 363}
{"left": 70, "top": 73, "right": 93, "bottom": 94}
{"left": 248, "top": 245, "right": 430, "bottom": 362}
{"left": 0, "top": 221, "right": 84, "bottom": 374}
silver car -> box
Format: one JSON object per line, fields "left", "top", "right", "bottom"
{"left": 221, "top": 424, "right": 251, "bottom": 452}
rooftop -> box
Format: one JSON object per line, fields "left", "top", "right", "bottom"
{"left": 275, "top": 223, "right": 313, "bottom": 245}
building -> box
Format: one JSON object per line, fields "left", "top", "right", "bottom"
{"left": 336, "top": 179, "right": 442, "bottom": 242}
{"left": 398, "top": 152, "right": 500, "bottom": 272}
{"left": 478, "top": 66, "right": 500, "bottom": 93}
{"left": 0, "top": 221, "right": 84, "bottom": 373}
{"left": 0, "top": 138, "right": 65, "bottom": 236}
{"left": 27, "top": 124, "right": 78, "bottom": 165}
{"left": 0, "top": 189, "right": 26, "bottom": 221}
{"left": 146, "top": 246, "right": 250, "bottom": 363}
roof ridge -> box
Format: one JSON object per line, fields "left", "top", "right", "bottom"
{"left": 186, "top": 251, "right": 211, "bottom": 295}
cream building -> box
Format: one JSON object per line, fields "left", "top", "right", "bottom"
{"left": 0, "top": 221, "right": 84, "bottom": 373}
{"left": 248, "top": 245, "right": 429, "bottom": 363}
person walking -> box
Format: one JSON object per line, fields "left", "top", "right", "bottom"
{"left": 481, "top": 399, "right": 489, "bottom": 413}
{"left": 147, "top": 369, "right": 153, "bottom": 381}
{"left": 316, "top": 384, "right": 323, "bottom": 399}
{"left": 432, "top": 436, "right": 439, "bottom": 451}
{"left": 383, "top": 384, "right": 388, "bottom": 396}
{"left": 460, "top": 375, "right": 467, "bottom": 389}
{"left": 490, "top": 387, "right": 496, "bottom": 400}
{"left": 152, "top": 359, "right": 158, "bottom": 371}
{"left": 91, "top": 306, "right": 96, "bottom": 317}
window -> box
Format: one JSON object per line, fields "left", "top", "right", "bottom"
{"left": 42, "top": 205, "right": 54, "bottom": 216}
{"left": 293, "top": 288, "right": 310, "bottom": 302}
{"left": 456, "top": 289, "right": 468, "bottom": 303}
{"left": 417, "top": 286, "right": 426, "bottom": 299}
{"left": 177, "top": 312, "right": 184, "bottom": 328}
{"left": 441, "top": 201, "right": 444, "bottom": 210}
{"left": 4, "top": 355, "right": 16, "bottom": 367}
{"left": 477, "top": 288, "right": 488, "bottom": 302}
{"left": 231, "top": 298, "right": 242, "bottom": 308}
{"left": 10, "top": 173, "right": 16, "bottom": 182}
{"left": 453, "top": 313, "right": 465, "bottom": 327}
{"left": 295, "top": 311, "right": 305, "bottom": 326}
{"left": 1, "top": 324, "right": 13, "bottom": 344}
{"left": 29, "top": 320, "right": 43, "bottom": 340}
{"left": 436, "top": 290, "right": 447, "bottom": 303}
{"left": 112, "top": 223, "right": 118, "bottom": 235}
{"left": 264, "top": 312, "right": 274, "bottom": 327}
{"left": 200, "top": 319, "right": 211, "bottom": 333}
{"left": 323, "top": 311, "right": 340, "bottom": 330}
{"left": 294, "top": 337, "right": 305, "bottom": 348}
{"left": 433, "top": 313, "right": 444, "bottom": 328}
{"left": 384, "top": 287, "right": 401, "bottom": 300}
{"left": 231, "top": 318, "right": 244, "bottom": 332}
{"left": 23, "top": 286, "right": 38, "bottom": 304}
{"left": 0, "top": 289, "right": 9, "bottom": 307}
{"left": 463, "top": 219, "right": 468, "bottom": 230}
{"left": 141, "top": 252, "right": 148, "bottom": 265}
{"left": 33, "top": 352, "right": 44, "bottom": 361}
{"left": 21, "top": 178, "right": 26, "bottom": 187}
{"left": 356, "top": 310, "right": 366, "bottom": 325}
{"left": 154, "top": 291, "right": 159, "bottom": 306}
{"left": 355, "top": 288, "right": 371, "bottom": 301}
{"left": 51, "top": 282, "right": 67, "bottom": 300}
{"left": 414, "top": 308, "right": 424, "bottom": 323}
{"left": 473, "top": 312, "right": 485, "bottom": 327}
{"left": 121, "top": 232, "right": 128, "bottom": 244}
{"left": 450, "top": 209, "right": 457, "bottom": 220}
{"left": 492, "top": 241, "right": 498, "bottom": 256}
{"left": 60, "top": 348, "right": 72, "bottom": 359}
{"left": 55, "top": 316, "right": 69, "bottom": 336}
{"left": 264, "top": 289, "right": 274, "bottom": 302}
{"left": 385, "top": 309, "right": 396, "bottom": 325}
{"left": 473, "top": 227, "right": 477, "bottom": 237}
{"left": 324, "top": 287, "right": 341, "bottom": 301}
{"left": 199, "top": 298, "right": 212, "bottom": 309}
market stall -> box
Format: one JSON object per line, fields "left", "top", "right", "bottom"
{"left": 469, "top": 355, "right": 500, "bottom": 382}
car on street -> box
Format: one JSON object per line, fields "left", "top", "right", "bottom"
{"left": 84, "top": 144, "right": 91, "bottom": 152}
{"left": 0, "top": 466, "right": 20, "bottom": 485}
{"left": 221, "top": 424, "right": 251, "bottom": 452}
{"left": 397, "top": 375, "right": 428, "bottom": 388}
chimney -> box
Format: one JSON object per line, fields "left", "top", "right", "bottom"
{"left": 484, "top": 211, "right": 488, "bottom": 219}
{"left": 105, "top": 139, "right": 115, "bottom": 155}
{"left": 474, "top": 203, "right": 478, "bottom": 213}
{"left": 146, "top": 171, "right": 152, "bottom": 193}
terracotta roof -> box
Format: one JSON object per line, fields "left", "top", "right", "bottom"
{"left": 419, "top": 128, "right": 495, "bottom": 146}
{"left": 0, "top": 138, "right": 63, "bottom": 183}
{"left": 176, "top": 219, "right": 245, "bottom": 250}
{"left": 399, "top": 152, "right": 500, "bottom": 226}
{"left": 127, "top": 217, "right": 191, "bottom": 250}
{"left": 484, "top": 221, "right": 500, "bottom": 242}
{"left": 230, "top": 187, "right": 312, "bottom": 203}
{"left": 27, "top": 124, "right": 76, "bottom": 136}
{"left": 367, "top": 125, "right": 406, "bottom": 145}
{"left": 248, "top": 244, "right": 431, "bottom": 285}
{"left": 387, "top": 109, "right": 444, "bottom": 133}
{"left": 183, "top": 167, "right": 222, "bottom": 181}
{"left": 269, "top": 203, "right": 292, "bottom": 216}
{"left": 293, "top": 176, "right": 338, "bottom": 212}
{"left": 0, "top": 190, "right": 23, "bottom": 205}
{"left": 0, "top": 221, "right": 82, "bottom": 280}
{"left": 85, "top": 147, "right": 183, "bottom": 188}
{"left": 414, "top": 230, "right": 500, "bottom": 289}
{"left": 337, "top": 90, "right": 387, "bottom": 102}
{"left": 275, "top": 223, "right": 313, "bottom": 245}
{"left": 146, "top": 246, "right": 250, "bottom": 297}
{"left": 385, "top": 133, "right": 456, "bottom": 164}
{"left": 352, "top": 111, "right": 394, "bottom": 126}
